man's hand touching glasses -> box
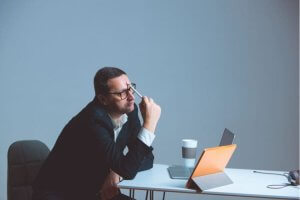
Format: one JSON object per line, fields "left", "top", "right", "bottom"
{"left": 139, "top": 96, "right": 161, "bottom": 133}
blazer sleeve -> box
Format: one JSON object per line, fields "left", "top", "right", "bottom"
{"left": 127, "top": 104, "right": 154, "bottom": 172}
{"left": 91, "top": 121, "right": 153, "bottom": 180}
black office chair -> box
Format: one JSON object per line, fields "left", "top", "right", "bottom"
{"left": 7, "top": 140, "right": 50, "bottom": 200}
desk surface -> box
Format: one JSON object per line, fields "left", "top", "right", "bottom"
{"left": 118, "top": 164, "right": 300, "bottom": 200}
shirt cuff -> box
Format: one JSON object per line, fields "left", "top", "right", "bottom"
{"left": 137, "top": 127, "right": 156, "bottom": 147}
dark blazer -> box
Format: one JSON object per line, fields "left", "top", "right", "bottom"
{"left": 33, "top": 97, "right": 154, "bottom": 199}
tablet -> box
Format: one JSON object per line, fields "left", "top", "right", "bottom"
{"left": 186, "top": 144, "right": 237, "bottom": 188}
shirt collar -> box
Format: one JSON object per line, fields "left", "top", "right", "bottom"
{"left": 109, "top": 114, "right": 128, "bottom": 130}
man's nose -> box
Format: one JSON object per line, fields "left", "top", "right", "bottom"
{"left": 127, "top": 90, "right": 135, "bottom": 101}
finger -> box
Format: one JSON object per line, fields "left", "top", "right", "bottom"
{"left": 149, "top": 98, "right": 154, "bottom": 103}
{"left": 112, "top": 186, "right": 119, "bottom": 193}
{"left": 109, "top": 187, "right": 115, "bottom": 196}
{"left": 142, "top": 96, "right": 149, "bottom": 104}
{"left": 139, "top": 100, "right": 145, "bottom": 109}
{"left": 106, "top": 188, "right": 113, "bottom": 199}
{"left": 108, "top": 187, "right": 118, "bottom": 199}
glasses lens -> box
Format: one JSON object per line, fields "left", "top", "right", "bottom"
{"left": 118, "top": 83, "right": 137, "bottom": 100}
{"left": 120, "top": 91, "right": 127, "bottom": 100}
{"left": 131, "top": 83, "right": 136, "bottom": 89}
{"left": 129, "top": 84, "right": 135, "bottom": 95}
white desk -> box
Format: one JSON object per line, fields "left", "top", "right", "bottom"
{"left": 118, "top": 164, "right": 300, "bottom": 200}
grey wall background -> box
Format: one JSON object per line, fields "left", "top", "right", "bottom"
{"left": 0, "top": 0, "right": 298, "bottom": 199}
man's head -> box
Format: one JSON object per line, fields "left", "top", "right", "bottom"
{"left": 94, "top": 67, "right": 136, "bottom": 118}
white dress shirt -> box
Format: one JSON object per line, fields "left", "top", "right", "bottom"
{"left": 109, "top": 114, "right": 155, "bottom": 147}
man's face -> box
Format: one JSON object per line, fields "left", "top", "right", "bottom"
{"left": 102, "top": 74, "right": 135, "bottom": 115}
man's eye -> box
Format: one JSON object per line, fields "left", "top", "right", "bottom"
{"left": 119, "top": 90, "right": 127, "bottom": 96}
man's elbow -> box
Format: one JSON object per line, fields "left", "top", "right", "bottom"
{"left": 122, "top": 170, "right": 138, "bottom": 180}
{"left": 138, "top": 154, "right": 154, "bottom": 172}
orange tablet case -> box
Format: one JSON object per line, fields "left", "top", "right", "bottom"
{"left": 186, "top": 144, "right": 237, "bottom": 189}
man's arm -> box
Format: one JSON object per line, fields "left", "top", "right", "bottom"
{"left": 138, "top": 96, "right": 161, "bottom": 171}
{"left": 99, "top": 170, "right": 121, "bottom": 200}
{"left": 93, "top": 97, "right": 160, "bottom": 179}
{"left": 127, "top": 103, "right": 156, "bottom": 171}
{"left": 92, "top": 124, "right": 152, "bottom": 180}
{"left": 138, "top": 150, "right": 154, "bottom": 171}
{"left": 128, "top": 128, "right": 155, "bottom": 172}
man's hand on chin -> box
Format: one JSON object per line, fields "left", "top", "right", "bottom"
{"left": 100, "top": 170, "right": 122, "bottom": 200}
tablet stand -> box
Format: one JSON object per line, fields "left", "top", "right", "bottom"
{"left": 187, "top": 171, "right": 233, "bottom": 191}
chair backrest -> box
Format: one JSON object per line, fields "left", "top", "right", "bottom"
{"left": 7, "top": 140, "right": 50, "bottom": 200}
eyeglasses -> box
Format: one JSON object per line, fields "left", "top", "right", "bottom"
{"left": 107, "top": 83, "right": 136, "bottom": 100}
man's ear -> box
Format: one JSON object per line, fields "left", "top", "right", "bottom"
{"left": 97, "top": 94, "right": 108, "bottom": 105}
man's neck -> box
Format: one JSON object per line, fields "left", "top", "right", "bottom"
{"left": 108, "top": 112, "right": 129, "bottom": 129}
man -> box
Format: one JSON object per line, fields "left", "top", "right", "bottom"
{"left": 33, "top": 67, "right": 161, "bottom": 200}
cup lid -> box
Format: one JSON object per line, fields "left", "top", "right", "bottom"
{"left": 182, "top": 139, "right": 198, "bottom": 148}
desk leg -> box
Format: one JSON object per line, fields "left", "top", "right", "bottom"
{"left": 150, "top": 190, "right": 154, "bottom": 200}
{"left": 145, "top": 190, "right": 149, "bottom": 200}
{"left": 129, "top": 189, "right": 135, "bottom": 199}
{"left": 145, "top": 190, "right": 165, "bottom": 200}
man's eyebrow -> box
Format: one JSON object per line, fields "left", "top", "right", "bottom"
{"left": 109, "top": 82, "right": 131, "bottom": 93}
{"left": 110, "top": 87, "right": 128, "bottom": 93}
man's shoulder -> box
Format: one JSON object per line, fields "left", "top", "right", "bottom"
{"left": 75, "top": 98, "right": 113, "bottom": 130}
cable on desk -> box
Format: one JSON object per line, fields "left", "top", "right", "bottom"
{"left": 253, "top": 170, "right": 291, "bottom": 189}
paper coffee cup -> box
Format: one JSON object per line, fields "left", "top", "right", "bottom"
{"left": 182, "top": 139, "right": 198, "bottom": 168}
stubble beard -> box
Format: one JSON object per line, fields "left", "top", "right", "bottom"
{"left": 123, "top": 103, "right": 135, "bottom": 114}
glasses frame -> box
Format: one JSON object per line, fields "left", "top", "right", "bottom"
{"left": 107, "top": 83, "right": 136, "bottom": 100}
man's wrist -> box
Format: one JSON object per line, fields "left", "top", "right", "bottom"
{"left": 137, "top": 127, "right": 155, "bottom": 147}
{"left": 143, "top": 122, "right": 156, "bottom": 133}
